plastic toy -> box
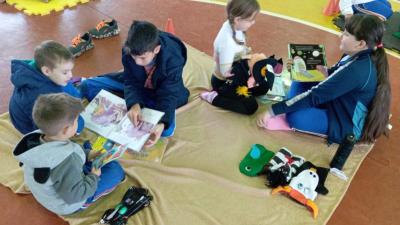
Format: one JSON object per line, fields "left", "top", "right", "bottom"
{"left": 100, "top": 186, "right": 153, "bottom": 225}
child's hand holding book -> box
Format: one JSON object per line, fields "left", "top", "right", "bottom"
{"left": 88, "top": 149, "right": 104, "bottom": 161}
{"left": 144, "top": 123, "right": 164, "bottom": 148}
{"left": 91, "top": 166, "right": 102, "bottom": 176}
{"left": 127, "top": 104, "right": 143, "bottom": 126}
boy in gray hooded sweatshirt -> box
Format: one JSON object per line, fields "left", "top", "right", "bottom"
{"left": 13, "top": 93, "right": 125, "bottom": 215}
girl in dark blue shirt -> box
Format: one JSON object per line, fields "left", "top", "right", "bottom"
{"left": 257, "top": 14, "right": 391, "bottom": 144}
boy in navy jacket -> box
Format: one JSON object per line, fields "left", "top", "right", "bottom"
{"left": 9, "top": 40, "right": 85, "bottom": 134}
{"left": 123, "top": 20, "right": 189, "bottom": 146}
{"left": 81, "top": 20, "right": 189, "bottom": 147}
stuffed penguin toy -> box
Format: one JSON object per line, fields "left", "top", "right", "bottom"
{"left": 217, "top": 53, "right": 282, "bottom": 99}
{"left": 271, "top": 161, "right": 330, "bottom": 219}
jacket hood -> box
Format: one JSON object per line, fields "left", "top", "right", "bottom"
{"left": 13, "top": 131, "right": 79, "bottom": 169}
{"left": 156, "top": 31, "right": 187, "bottom": 74}
{"left": 10, "top": 60, "right": 57, "bottom": 89}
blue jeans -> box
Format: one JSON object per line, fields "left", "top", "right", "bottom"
{"left": 285, "top": 81, "right": 328, "bottom": 136}
{"left": 82, "top": 161, "right": 125, "bottom": 206}
{"left": 80, "top": 72, "right": 125, "bottom": 102}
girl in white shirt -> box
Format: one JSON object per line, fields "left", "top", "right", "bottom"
{"left": 339, "top": 0, "right": 393, "bottom": 21}
{"left": 201, "top": 0, "right": 260, "bottom": 103}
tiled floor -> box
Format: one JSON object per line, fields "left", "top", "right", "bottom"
{"left": 0, "top": 0, "right": 399, "bottom": 225}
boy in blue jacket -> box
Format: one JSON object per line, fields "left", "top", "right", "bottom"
{"left": 13, "top": 93, "right": 124, "bottom": 215}
{"left": 9, "top": 40, "right": 85, "bottom": 134}
{"left": 81, "top": 20, "right": 189, "bottom": 147}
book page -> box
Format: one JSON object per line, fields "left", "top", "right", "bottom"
{"left": 108, "top": 108, "right": 165, "bottom": 152}
{"left": 81, "top": 90, "right": 127, "bottom": 138}
{"left": 267, "top": 76, "right": 285, "bottom": 97}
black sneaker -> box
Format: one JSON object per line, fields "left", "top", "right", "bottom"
{"left": 67, "top": 32, "right": 94, "bottom": 57}
{"left": 88, "top": 19, "right": 120, "bottom": 39}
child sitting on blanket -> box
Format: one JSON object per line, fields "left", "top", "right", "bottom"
{"left": 257, "top": 14, "right": 391, "bottom": 144}
{"left": 80, "top": 20, "right": 190, "bottom": 147}
{"left": 9, "top": 40, "right": 85, "bottom": 135}
{"left": 201, "top": 53, "right": 281, "bottom": 115}
{"left": 13, "top": 93, "right": 125, "bottom": 215}
{"left": 339, "top": 0, "right": 393, "bottom": 21}
{"left": 202, "top": 0, "right": 259, "bottom": 94}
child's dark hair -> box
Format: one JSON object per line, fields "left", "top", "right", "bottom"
{"left": 34, "top": 40, "right": 73, "bottom": 70}
{"left": 124, "top": 20, "right": 160, "bottom": 56}
{"left": 345, "top": 14, "right": 391, "bottom": 143}
{"left": 32, "top": 93, "right": 84, "bottom": 136}
{"left": 226, "top": 0, "right": 260, "bottom": 45}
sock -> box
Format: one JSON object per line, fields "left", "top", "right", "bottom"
{"left": 264, "top": 114, "right": 291, "bottom": 131}
{"left": 200, "top": 91, "right": 218, "bottom": 103}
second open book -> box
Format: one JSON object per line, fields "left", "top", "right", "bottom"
{"left": 81, "top": 90, "right": 165, "bottom": 152}
{"left": 288, "top": 44, "right": 327, "bottom": 82}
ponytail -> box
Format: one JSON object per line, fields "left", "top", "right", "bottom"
{"left": 360, "top": 47, "right": 391, "bottom": 143}
{"left": 345, "top": 14, "right": 391, "bottom": 143}
{"left": 228, "top": 22, "right": 246, "bottom": 45}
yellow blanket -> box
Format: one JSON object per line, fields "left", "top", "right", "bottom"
{"left": 0, "top": 45, "right": 373, "bottom": 225}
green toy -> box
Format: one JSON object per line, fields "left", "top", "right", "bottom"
{"left": 239, "top": 144, "right": 275, "bottom": 177}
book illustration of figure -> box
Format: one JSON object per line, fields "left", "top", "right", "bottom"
{"left": 293, "top": 56, "right": 313, "bottom": 78}
{"left": 118, "top": 119, "right": 154, "bottom": 139}
{"left": 82, "top": 90, "right": 165, "bottom": 152}
{"left": 91, "top": 96, "right": 126, "bottom": 126}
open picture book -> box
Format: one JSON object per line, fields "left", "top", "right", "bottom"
{"left": 81, "top": 90, "right": 165, "bottom": 152}
{"left": 288, "top": 44, "right": 327, "bottom": 82}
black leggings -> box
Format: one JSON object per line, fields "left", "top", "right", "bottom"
{"left": 211, "top": 75, "right": 226, "bottom": 91}
{"left": 212, "top": 95, "right": 258, "bottom": 115}
{"left": 210, "top": 74, "right": 258, "bottom": 115}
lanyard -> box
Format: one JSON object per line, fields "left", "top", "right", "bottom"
{"left": 144, "top": 66, "right": 156, "bottom": 89}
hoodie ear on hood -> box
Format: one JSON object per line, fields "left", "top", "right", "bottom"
{"left": 34, "top": 167, "right": 51, "bottom": 184}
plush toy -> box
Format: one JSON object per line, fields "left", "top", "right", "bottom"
{"left": 297, "top": 161, "right": 329, "bottom": 195}
{"left": 239, "top": 144, "right": 275, "bottom": 177}
{"left": 261, "top": 147, "right": 305, "bottom": 188}
{"left": 218, "top": 53, "right": 283, "bottom": 99}
{"left": 271, "top": 161, "right": 330, "bottom": 219}
{"left": 272, "top": 168, "right": 320, "bottom": 219}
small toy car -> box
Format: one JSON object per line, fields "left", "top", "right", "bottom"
{"left": 100, "top": 186, "right": 153, "bottom": 225}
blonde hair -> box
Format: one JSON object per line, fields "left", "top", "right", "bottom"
{"left": 226, "top": 0, "right": 260, "bottom": 45}
{"left": 32, "top": 93, "right": 84, "bottom": 136}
